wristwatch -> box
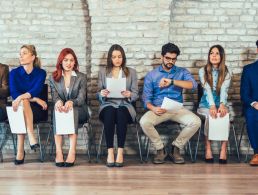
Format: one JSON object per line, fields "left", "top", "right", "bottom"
{"left": 170, "top": 79, "right": 174, "bottom": 86}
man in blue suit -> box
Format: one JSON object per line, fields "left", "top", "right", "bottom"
{"left": 240, "top": 40, "right": 258, "bottom": 166}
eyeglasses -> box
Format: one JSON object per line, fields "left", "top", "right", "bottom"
{"left": 164, "top": 56, "right": 177, "bottom": 62}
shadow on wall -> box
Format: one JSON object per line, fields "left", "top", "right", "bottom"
{"left": 240, "top": 48, "right": 257, "bottom": 68}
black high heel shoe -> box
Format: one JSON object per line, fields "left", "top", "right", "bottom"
{"left": 64, "top": 161, "right": 75, "bottom": 167}
{"left": 30, "top": 143, "right": 40, "bottom": 151}
{"left": 219, "top": 159, "right": 227, "bottom": 164}
{"left": 55, "top": 162, "right": 65, "bottom": 167}
{"left": 14, "top": 151, "right": 26, "bottom": 165}
{"left": 205, "top": 158, "right": 214, "bottom": 163}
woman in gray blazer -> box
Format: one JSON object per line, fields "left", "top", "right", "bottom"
{"left": 98, "top": 44, "right": 138, "bottom": 167}
{"left": 49, "top": 48, "right": 88, "bottom": 167}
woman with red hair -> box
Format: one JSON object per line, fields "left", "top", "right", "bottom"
{"left": 49, "top": 48, "right": 89, "bottom": 167}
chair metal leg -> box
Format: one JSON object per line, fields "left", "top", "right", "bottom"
{"left": 82, "top": 123, "right": 91, "bottom": 162}
{"left": 245, "top": 139, "right": 251, "bottom": 163}
{"left": 145, "top": 138, "right": 150, "bottom": 162}
{"left": 231, "top": 123, "right": 240, "bottom": 162}
{"left": 41, "top": 124, "right": 52, "bottom": 162}
{"left": 96, "top": 127, "right": 104, "bottom": 163}
{"left": 194, "top": 126, "right": 201, "bottom": 162}
{"left": 36, "top": 124, "right": 43, "bottom": 162}
{"left": 187, "top": 140, "right": 194, "bottom": 162}
{"left": 135, "top": 122, "right": 143, "bottom": 163}
{"left": 238, "top": 121, "right": 245, "bottom": 158}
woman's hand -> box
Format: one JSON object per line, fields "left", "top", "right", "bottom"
{"left": 35, "top": 98, "right": 47, "bottom": 110}
{"left": 63, "top": 100, "right": 73, "bottom": 112}
{"left": 12, "top": 97, "right": 21, "bottom": 112}
{"left": 218, "top": 103, "right": 228, "bottom": 117}
{"left": 55, "top": 100, "right": 63, "bottom": 112}
{"left": 100, "top": 89, "right": 109, "bottom": 97}
{"left": 209, "top": 105, "right": 217, "bottom": 119}
{"left": 121, "top": 90, "right": 131, "bottom": 98}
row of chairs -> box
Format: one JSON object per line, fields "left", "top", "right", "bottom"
{"left": 0, "top": 83, "right": 252, "bottom": 163}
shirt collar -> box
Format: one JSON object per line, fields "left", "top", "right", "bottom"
{"left": 62, "top": 70, "right": 77, "bottom": 76}
{"left": 158, "top": 64, "right": 177, "bottom": 73}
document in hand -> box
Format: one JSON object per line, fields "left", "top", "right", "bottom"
{"left": 161, "top": 97, "right": 183, "bottom": 112}
{"left": 6, "top": 106, "right": 26, "bottom": 134}
{"left": 106, "top": 78, "right": 126, "bottom": 98}
{"left": 208, "top": 113, "right": 229, "bottom": 141}
{"left": 55, "top": 109, "right": 75, "bottom": 135}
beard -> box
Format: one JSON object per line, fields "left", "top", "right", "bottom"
{"left": 162, "top": 62, "right": 174, "bottom": 70}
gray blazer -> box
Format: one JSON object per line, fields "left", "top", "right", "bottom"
{"left": 49, "top": 71, "right": 88, "bottom": 134}
{"left": 98, "top": 67, "right": 138, "bottom": 121}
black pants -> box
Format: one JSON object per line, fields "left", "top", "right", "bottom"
{"left": 99, "top": 106, "right": 133, "bottom": 148}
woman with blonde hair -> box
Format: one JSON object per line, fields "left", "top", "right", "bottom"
{"left": 198, "top": 44, "right": 232, "bottom": 164}
{"left": 9, "top": 44, "right": 47, "bottom": 165}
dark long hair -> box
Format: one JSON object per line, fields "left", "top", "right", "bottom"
{"left": 52, "top": 48, "right": 79, "bottom": 82}
{"left": 204, "top": 45, "right": 228, "bottom": 95}
{"left": 106, "top": 44, "right": 129, "bottom": 77}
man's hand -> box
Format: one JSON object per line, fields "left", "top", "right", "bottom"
{"left": 151, "top": 106, "right": 167, "bottom": 116}
{"left": 159, "top": 78, "right": 172, "bottom": 88}
{"left": 253, "top": 102, "right": 258, "bottom": 110}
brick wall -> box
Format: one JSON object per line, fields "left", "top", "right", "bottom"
{"left": 0, "top": 0, "right": 257, "bottom": 158}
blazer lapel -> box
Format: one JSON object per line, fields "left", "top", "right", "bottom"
{"left": 68, "top": 76, "right": 76, "bottom": 98}
{"left": 60, "top": 77, "right": 68, "bottom": 100}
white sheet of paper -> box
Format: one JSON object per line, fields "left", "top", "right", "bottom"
{"left": 208, "top": 113, "right": 229, "bottom": 141}
{"left": 106, "top": 78, "right": 126, "bottom": 98}
{"left": 55, "top": 109, "right": 75, "bottom": 135}
{"left": 6, "top": 106, "right": 26, "bottom": 134}
{"left": 161, "top": 97, "right": 183, "bottom": 112}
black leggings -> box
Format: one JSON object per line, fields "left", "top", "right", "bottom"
{"left": 99, "top": 106, "right": 133, "bottom": 148}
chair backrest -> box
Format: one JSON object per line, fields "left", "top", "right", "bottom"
{"left": 34, "top": 83, "right": 48, "bottom": 122}
{"left": 197, "top": 83, "right": 203, "bottom": 104}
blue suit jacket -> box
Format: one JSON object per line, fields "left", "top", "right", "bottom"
{"left": 240, "top": 60, "right": 258, "bottom": 109}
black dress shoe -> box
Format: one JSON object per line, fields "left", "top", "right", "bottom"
{"left": 30, "top": 143, "right": 40, "bottom": 151}
{"left": 115, "top": 162, "right": 124, "bottom": 167}
{"left": 205, "top": 158, "right": 214, "bottom": 163}
{"left": 55, "top": 162, "right": 65, "bottom": 167}
{"left": 219, "top": 159, "right": 227, "bottom": 164}
{"left": 64, "top": 161, "right": 75, "bottom": 167}
{"left": 14, "top": 151, "right": 25, "bottom": 165}
{"left": 106, "top": 162, "right": 115, "bottom": 167}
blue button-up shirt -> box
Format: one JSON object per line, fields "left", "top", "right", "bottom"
{"left": 9, "top": 66, "right": 46, "bottom": 99}
{"left": 199, "top": 67, "right": 232, "bottom": 108}
{"left": 142, "top": 65, "right": 197, "bottom": 108}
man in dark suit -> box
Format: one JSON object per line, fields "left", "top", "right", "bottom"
{"left": 0, "top": 63, "right": 9, "bottom": 121}
{"left": 240, "top": 40, "right": 258, "bottom": 166}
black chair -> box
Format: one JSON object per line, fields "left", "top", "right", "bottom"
{"left": 238, "top": 119, "right": 251, "bottom": 162}
{"left": 194, "top": 83, "right": 240, "bottom": 162}
{"left": 11, "top": 84, "right": 52, "bottom": 162}
{"left": 144, "top": 121, "right": 194, "bottom": 163}
{"left": 96, "top": 102, "right": 143, "bottom": 163}
{"left": 49, "top": 87, "right": 94, "bottom": 162}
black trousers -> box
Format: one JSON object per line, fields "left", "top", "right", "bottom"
{"left": 99, "top": 106, "right": 133, "bottom": 148}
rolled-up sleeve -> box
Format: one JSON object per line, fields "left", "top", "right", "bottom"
{"left": 199, "top": 68, "right": 215, "bottom": 106}
{"left": 220, "top": 69, "right": 232, "bottom": 105}
{"left": 183, "top": 69, "right": 197, "bottom": 90}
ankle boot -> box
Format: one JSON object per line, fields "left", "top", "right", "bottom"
{"left": 168, "top": 145, "right": 185, "bottom": 164}
{"left": 153, "top": 147, "right": 167, "bottom": 164}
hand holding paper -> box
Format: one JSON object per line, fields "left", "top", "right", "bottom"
{"left": 55, "top": 109, "right": 75, "bottom": 135}
{"left": 161, "top": 97, "right": 183, "bottom": 112}
{"left": 106, "top": 78, "right": 126, "bottom": 98}
{"left": 7, "top": 106, "right": 26, "bottom": 134}
{"left": 208, "top": 113, "right": 229, "bottom": 141}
